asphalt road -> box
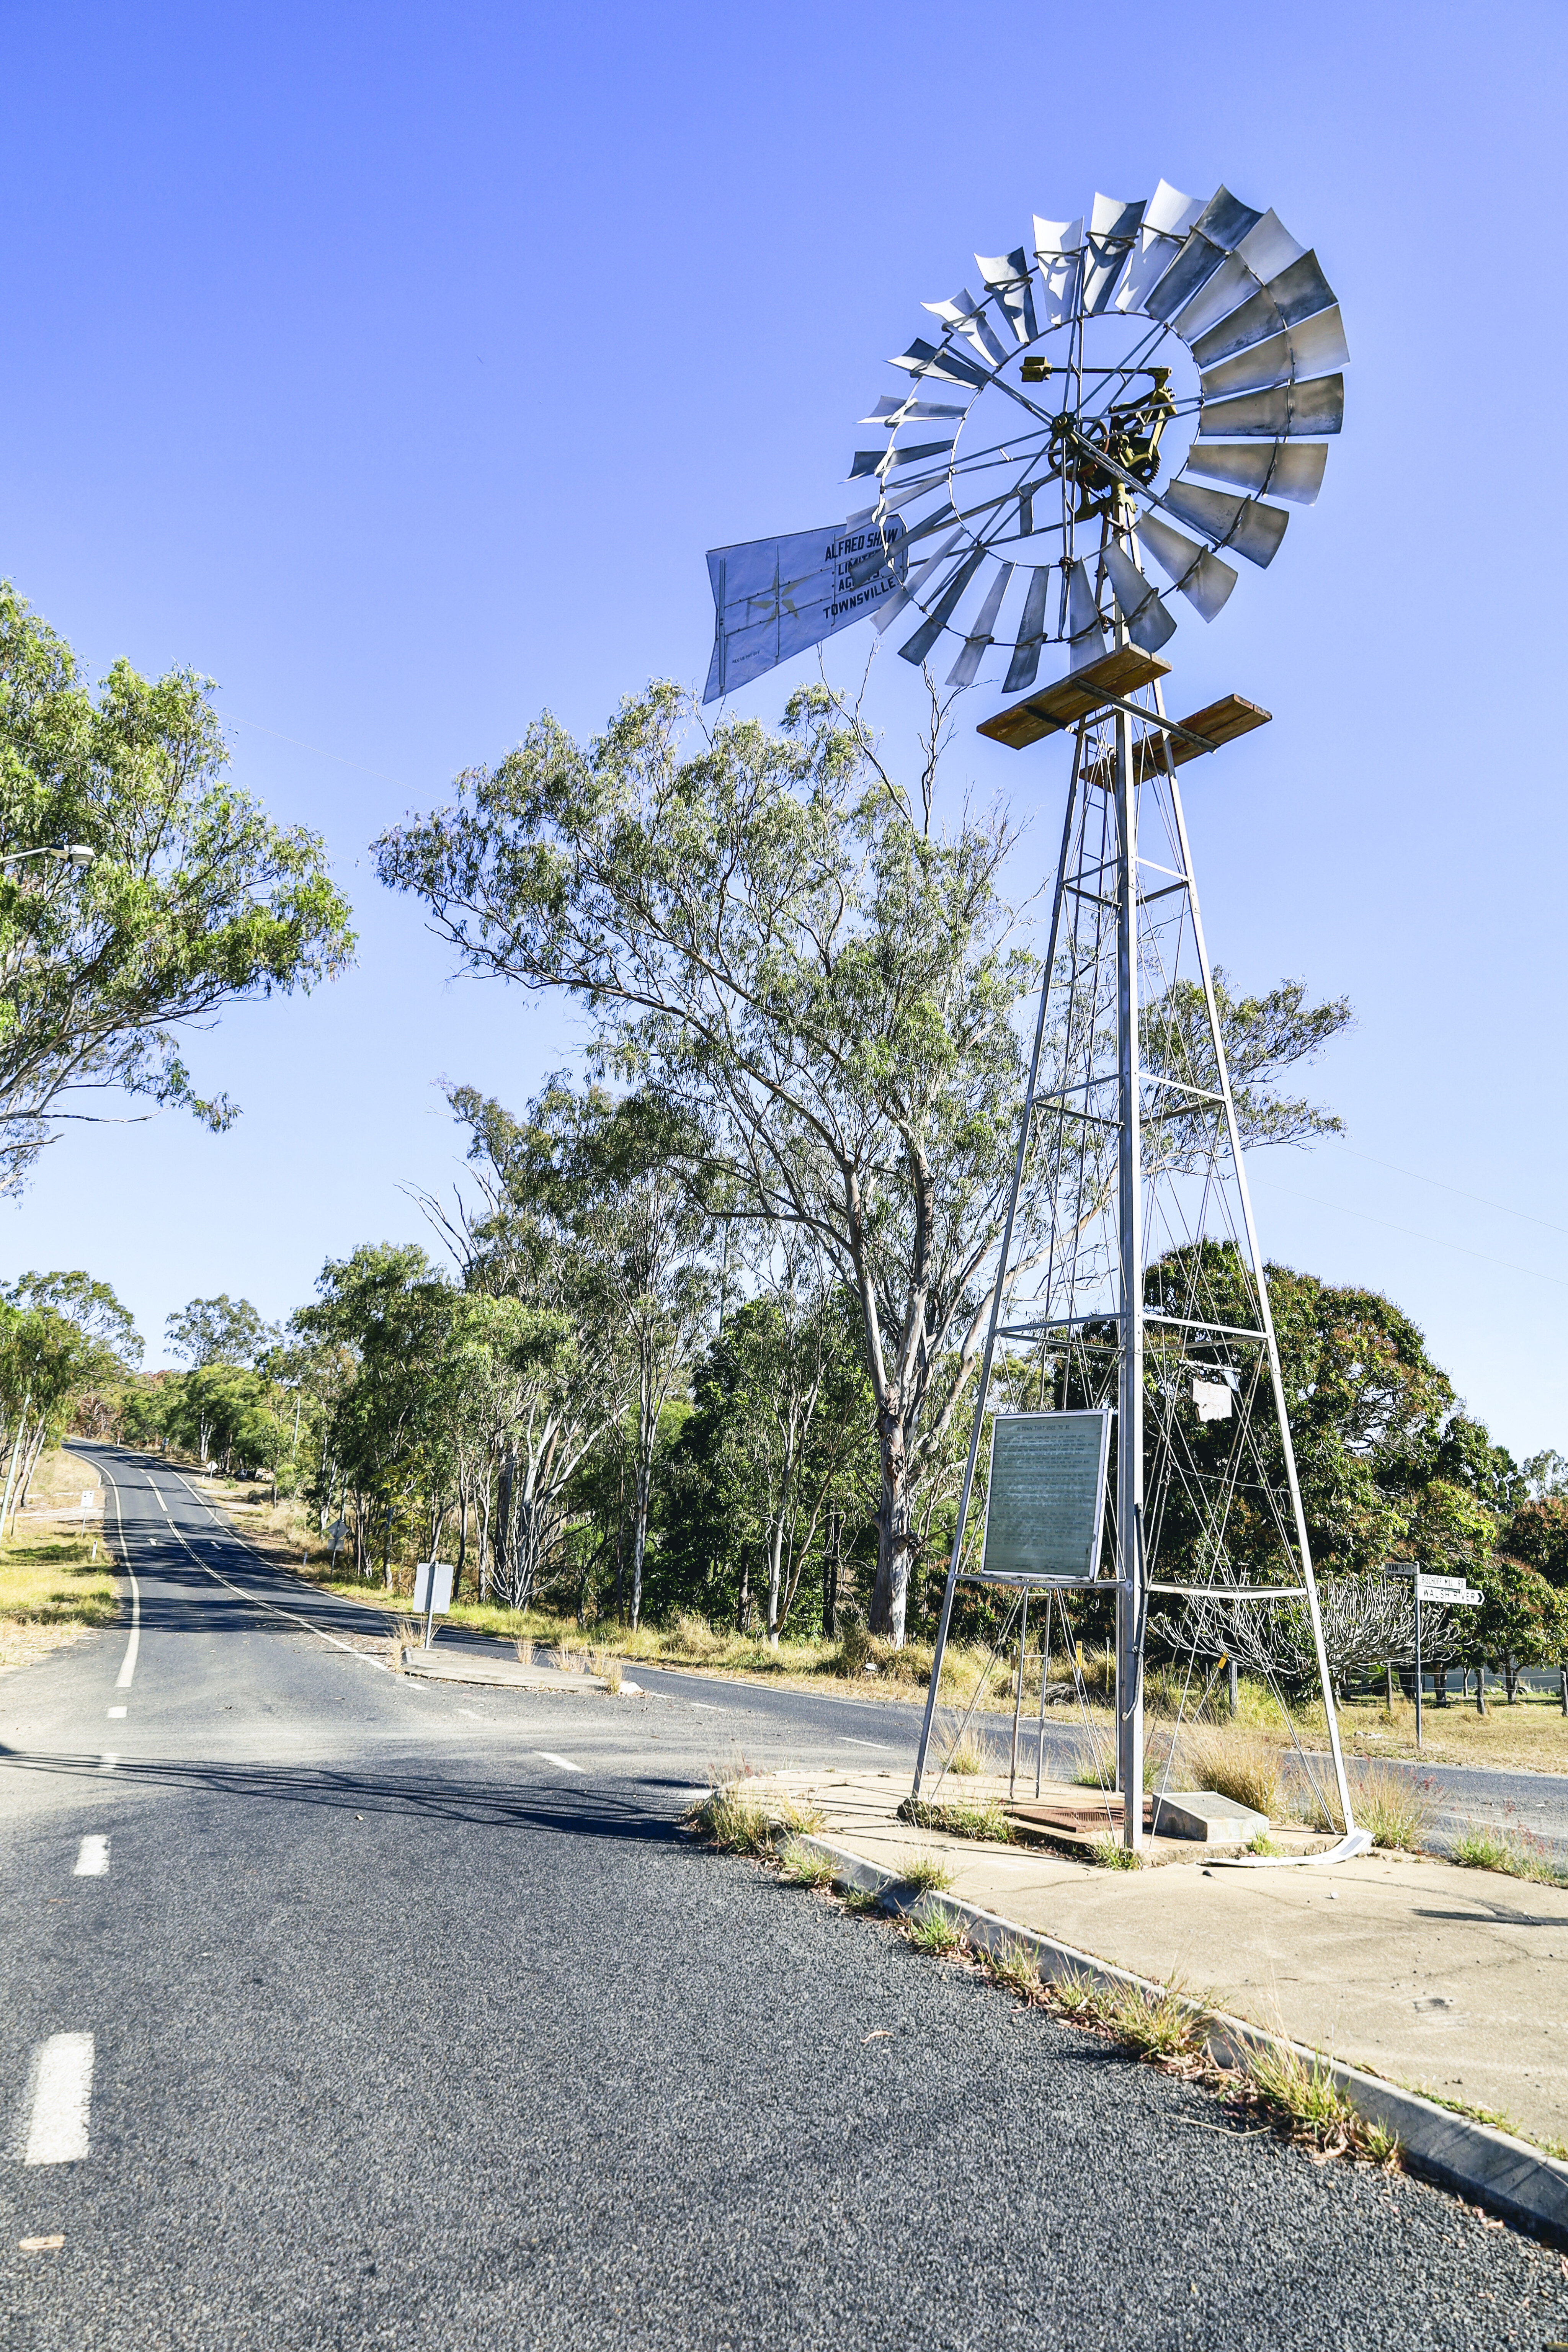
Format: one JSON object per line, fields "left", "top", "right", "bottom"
{"left": 2, "top": 1444, "right": 1566, "bottom": 2350}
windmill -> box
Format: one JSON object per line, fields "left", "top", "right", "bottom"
{"left": 704, "top": 182, "right": 1366, "bottom": 1861}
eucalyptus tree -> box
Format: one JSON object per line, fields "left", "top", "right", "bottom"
{"left": 441, "top": 1081, "right": 698, "bottom": 1623}
{"left": 295, "top": 1244, "right": 458, "bottom": 1580}
{"left": 0, "top": 584, "right": 354, "bottom": 1189}
{"left": 377, "top": 677, "right": 1349, "bottom": 1644}
{"left": 166, "top": 1295, "right": 278, "bottom": 1369}
{"left": 0, "top": 1270, "right": 141, "bottom": 1531}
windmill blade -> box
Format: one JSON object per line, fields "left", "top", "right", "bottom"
{"left": 1003, "top": 567, "right": 1052, "bottom": 693}
{"left": 1136, "top": 513, "right": 1239, "bottom": 621}
{"left": 872, "top": 529, "right": 964, "bottom": 632}
{"left": 1184, "top": 441, "right": 1328, "bottom": 505}
{"left": 1263, "top": 250, "right": 1338, "bottom": 327}
{"left": 877, "top": 469, "right": 960, "bottom": 514}
{"left": 1033, "top": 215, "right": 1085, "bottom": 325}
{"left": 1117, "top": 178, "right": 1207, "bottom": 311}
{"left": 900, "top": 500, "right": 964, "bottom": 548}
{"left": 899, "top": 550, "right": 987, "bottom": 666}
{"left": 1066, "top": 559, "right": 1106, "bottom": 670}
{"left": 1161, "top": 480, "right": 1290, "bottom": 568}
{"left": 1192, "top": 251, "right": 1339, "bottom": 368}
{"left": 1082, "top": 193, "right": 1147, "bottom": 314}
{"left": 1199, "top": 374, "right": 1344, "bottom": 438}
{"left": 1199, "top": 308, "right": 1350, "bottom": 401}
{"left": 1103, "top": 539, "right": 1177, "bottom": 653}
{"left": 946, "top": 562, "right": 1015, "bottom": 686}
{"left": 1173, "top": 250, "right": 1263, "bottom": 347}
{"left": 1192, "top": 185, "right": 1267, "bottom": 250}
{"left": 1233, "top": 210, "right": 1307, "bottom": 284}
{"left": 1143, "top": 183, "right": 1264, "bottom": 320}
{"left": 977, "top": 250, "right": 1038, "bottom": 342}
{"left": 1145, "top": 179, "right": 1208, "bottom": 237}
{"left": 848, "top": 442, "right": 954, "bottom": 484}
{"left": 892, "top": 337, "right": 990, "bottom": 391}
{"left": 886, "top": 438, "right": 960, "bottom": 475}
{"left": 923, "top": 289, "right": 1009, "bottom": 368}
{"left": 861, "top": 396, "right": 967, "bottom": 425}
{"left": 1191, "top": 285, "right": 1283, "bottom": 369}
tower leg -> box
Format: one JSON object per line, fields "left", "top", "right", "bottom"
{"left": 1114, "top": 693, "right": 1144, "bottom": 1851}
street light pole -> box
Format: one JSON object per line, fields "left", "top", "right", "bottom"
{"left": 0, "top": 846, "right": 95, "bottom": 871}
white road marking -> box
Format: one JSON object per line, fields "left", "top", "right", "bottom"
{"left": 74, "top": 1837, "right": 109, "bottom": 1877}
{"left": 842, "top": 1737, "right": 893, "bottom": 1751}
{"left": 23, "top": 2034, "right": 94, "bottom": 2164}
{"left": 107, "top": 1705, "right": 126, "bottom": 1720}
{"left": 98, "top": 1754, "right": 118, "bottom": 1774}
{"left": 535, "top": 1751, "right": 584, "bottom": 1773}
{"left": 689, "top": 1701, "right": 721, "bottom": 1712}
{"left": 113, "top": 1530, "right": 139, "bottom": 1690}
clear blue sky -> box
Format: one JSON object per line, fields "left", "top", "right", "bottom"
{"left": 0, "top": 0, "right": 1563, "bottom": 1458}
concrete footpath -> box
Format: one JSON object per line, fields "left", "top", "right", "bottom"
{"left": 781, "top": 1768, "right": 1568, "bottom": 2152}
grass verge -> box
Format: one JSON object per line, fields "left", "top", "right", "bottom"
{"left": 1449, "top": 1824, "right": 1568, "bottom": 1888}
{"left": 0, "top": 1532, "right": 119, "bottom": 1674}
{"left": 897, "top": 1794, "right": 1014, "bottom": 1844}
{"left": 683, "top": 1778, "right": 825, "bottom": 1857}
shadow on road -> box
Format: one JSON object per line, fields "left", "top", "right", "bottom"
{"left": 0, "top": 1744, "right": 679, "bottom": 1841}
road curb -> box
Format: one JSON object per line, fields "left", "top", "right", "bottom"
{"left": 795, "top": 1831, "right": 1568, "bottom": 2243}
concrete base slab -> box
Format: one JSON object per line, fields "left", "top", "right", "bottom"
{"left": 1153, "top": 1789, "right": 1269, "bottom": 1843}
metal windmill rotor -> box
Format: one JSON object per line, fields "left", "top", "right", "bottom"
{"left": 703, "top": 180, "right": 1345, "bottom": 705}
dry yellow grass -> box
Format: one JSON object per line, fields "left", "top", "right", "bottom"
{"left": 0, "top": 1533, "right": 119, "bottom": 1674}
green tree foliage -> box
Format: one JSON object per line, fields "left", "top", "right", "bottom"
{"left": 165, "top": 1294, "right": 278, "bottom": 1369}
{"left": 375, "top": 678, "right": 1346, "bottom": 1643}
{"left": 660, "top": 1270, "right": 877, "bottom": 1638}
{"left": 0, "top": 1269, "right": 141, "bottom": 1529}
{"left": 0, "top": 584, "right": 355, "bottom": 1187}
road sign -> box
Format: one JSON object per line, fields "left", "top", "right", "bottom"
{"left": 413, "top": 1559, "right": 455, "bottom": 1651}
{"left": 413, "top": 1560, "right": 453, "bottom": 1615}
{"left": 1418, "top": 1577, "right": 1480, "bottom": 1606}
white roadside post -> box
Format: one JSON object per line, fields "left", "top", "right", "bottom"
{"left": 413, "top": 1560, "right": 455, "bottom": 1651}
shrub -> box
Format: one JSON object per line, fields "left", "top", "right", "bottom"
{"left": 1087, "top": 1833, "right": 1142, "bottom": 1870}
{"left": 1450, "top": 1824, "right": 1568, "bottom": 1886}
{"left": 907, "top": 1909, "right": 966, "bottom": 1956}
{"left": 684, "top": 1780, "right": 825, "bottom": 1856}
{"left": 895, "top": 1849, "right": 955, "bottom": 1895}
{"left": 1177, "top": 1730, "right": 1281, "bottom": 1821}
{"left": 980, "top": 1940, "right": 1042, "bottom": 2000}
{"left": 778, "top": 1839, "right": 835, "bottom": 1888}
{"left": 898, "top": 1794, "right": 1014, "bottom": 1844}
{"left": 1349, "top": 1761, "right": 1434, "bottom": 1851}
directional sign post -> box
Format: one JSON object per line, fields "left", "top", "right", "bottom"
{"left": 1387, "top": 1565, "right": 1482, "bottom": 1747}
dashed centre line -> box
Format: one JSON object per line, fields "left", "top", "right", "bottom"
{"left": 74, "top": 1837, "right": 109, "bottom": 1877}
{"left": 107, "top": 1706, "right": 127, "bottom": 1720}
{"left": 23, "top": 2034, "right": 94, "bottom": 2165}
{"left": 842, "top": 1737, "right": 894, "bottom": 1751}
{"left": 535, "top": 1752, "right": 584, "bottom": 1773}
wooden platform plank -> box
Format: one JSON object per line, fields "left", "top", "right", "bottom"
{"left": 1083, "top": 692, "right": 1272, "bottom": 788}
{"left": 977, "top": 645, "right": 1172, "bottom": 749}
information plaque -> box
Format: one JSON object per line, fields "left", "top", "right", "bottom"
{"left": 979, "top": 1410, "right": 1112, "bottom": 1584}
